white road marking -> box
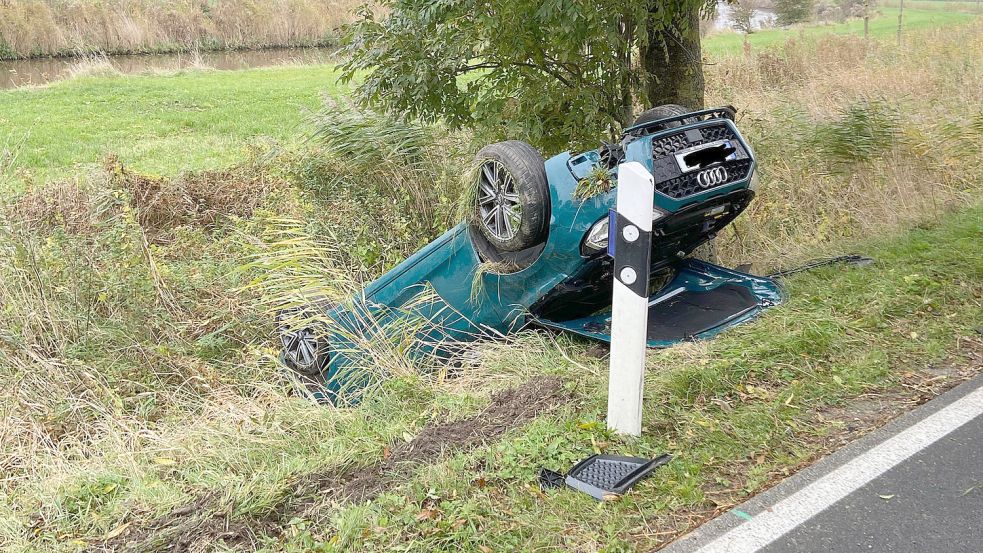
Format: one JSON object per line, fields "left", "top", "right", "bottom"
{"left": 694, "top": 384, "right": 983, "bottom": 553}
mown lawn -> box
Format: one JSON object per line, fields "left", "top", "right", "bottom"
{"left": 703, "top": 7, "right": 978, "bottom": 56}
{"left": 0, "top": 65, "right": 346, "bottom": 182}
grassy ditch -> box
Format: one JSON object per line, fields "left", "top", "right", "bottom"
{"left": 1, "top": 178, "right": 978, "bottom": 550}
{"left": 0, "top": 18, "right": 981, "bottom": 553}
{"left": 269, "top": 204, "right": 982, "bottom": 552}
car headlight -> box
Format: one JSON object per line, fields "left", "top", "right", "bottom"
{"left": 582, "top": 217, "right": 610, "bottom": 254}
{"left": 582, "top": 209, "right": 666, "bottom": 256}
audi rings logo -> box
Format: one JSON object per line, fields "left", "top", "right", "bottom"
{"left": 696, "top": 166, "right": 728, "bottom": 188}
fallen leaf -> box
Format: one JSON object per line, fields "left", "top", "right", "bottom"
{"left": 478, "top": 546, "right": 493, "bottom": 553}
{"left": 416, "top": 508, "right": 438, "bottom": 521}
{"left": 103, "top": 522, "right": 131, "bottom": 540}
{"left": 382, "top": 446, "right": 391, "bottom": 460}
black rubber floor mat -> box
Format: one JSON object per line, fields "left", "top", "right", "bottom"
{"left": 565, "top": 454, "right": 672, "bottom": 500}
{"left": 646, "top": 283, "right": 757, "bottom": 341}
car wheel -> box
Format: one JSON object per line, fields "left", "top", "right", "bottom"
{"left": 276, "top": 310, "right": 329, "bottom": 378}
{"left": 632, "top": 104, "right": 696, "bottom": 130}
{"left": 472, "top": 141, "right": 549, "bottom": 253}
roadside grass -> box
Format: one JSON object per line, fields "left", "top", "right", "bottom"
{"left": 703, "top": 8, "right": 978, "bottom": 56}
{"left": 4, "top": 195, "right": 975, "bottom": 552}
{"left": 270, "top": 203, "right": 982, "bottom": 552}
{"left": 0, "top": 17, "right": 981, "bottom": 553}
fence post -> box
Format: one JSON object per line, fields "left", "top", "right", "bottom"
{"left": 897, "top": 0, "right": 905, "bottom": 46}
{"left": 606, "top": 162, "right": 654, "bottom": 437}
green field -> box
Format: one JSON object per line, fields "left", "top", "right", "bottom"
{"left": 704, "top": 7, "right": 977, "bottom": 56}
{"left": 880, "top": 0, "right": 983, "bottom": 11}
{"left": 1, "top": 65, "right": 345, "bottom": 181}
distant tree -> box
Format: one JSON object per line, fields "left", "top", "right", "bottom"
{"left": 341, "top": 0, "right": 716, "bottom": 152}
{"left": 774, "top": 0, "right": 816, "bottom": 24}
{"left": 731, "top": 0, "right": 757, "bottom": 34}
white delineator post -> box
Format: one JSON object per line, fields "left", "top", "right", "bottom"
{"left": 606, "top": 162, "right": 655, "bottom": 437}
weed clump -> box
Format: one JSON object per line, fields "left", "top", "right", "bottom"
{"left": 575, "top": 165, "right": 615, "bottom": 199}
{"left": 105, "top": 156, "right": 286, "bottom": 242}
{"left": 7, "top": 180, "right": 97, "bottom": 235}
{"left": 294, "top": 104, "right": 471, "bottom": 277}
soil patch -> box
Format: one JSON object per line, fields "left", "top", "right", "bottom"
{"left": 94, "top": 376, "right": 569, "bottom": 552}
{"left": 90, "top": 494, "right": 273, "bottom": 553}
{"left": 292, "top": 375, "right": 569, "bottom": 507}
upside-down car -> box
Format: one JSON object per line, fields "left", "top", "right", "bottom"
{"left": 278, "top": 105, "right": 783, "bottom": 400}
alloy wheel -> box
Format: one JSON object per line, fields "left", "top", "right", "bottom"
{"left": 280, "top": 324, "right": 320, "bottom": 372}
{"left": 476, "top": 159, "right": 522, "bottom": 242}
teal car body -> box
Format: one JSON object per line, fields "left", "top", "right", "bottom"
{"left": 281, "top": 108, "right": 784, "bottom": 400}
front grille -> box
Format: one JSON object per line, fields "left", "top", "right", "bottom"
{"left": 651, "top": 124, "right": 735, "bottom": 156}
{"left": 650, "top": 123, "right": 752, "bottom": 199}
{"left": 658, "top": 158, "right": 752, "bottom": 199}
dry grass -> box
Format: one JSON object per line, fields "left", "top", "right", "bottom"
{"left": 105, "top": 156, "right": 288, "bottom": 243}
{"left": 7, "top": 179, "right": 98, "bottom": 235}
{"left": 0, "top": 0, "right": 362, "bottom": 60}
{"left": 705, "top": 25, "right": 983, "bottom": 270}
{"left": 66, "top": 53, "right": 120, "bottom": 79}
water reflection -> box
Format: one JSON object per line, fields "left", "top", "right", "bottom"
{"left": 713, "top": 0, "right": 778, "bottom": 32}
{"left": 0, "top": 47, "right": 338, "bottom": 90}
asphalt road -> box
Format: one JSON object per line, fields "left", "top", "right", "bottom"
{"left": 759, "top": 413, "right": 983, "bottom": 553}
{"left": 661, "top": 374, "right": 983, "bottom": 553}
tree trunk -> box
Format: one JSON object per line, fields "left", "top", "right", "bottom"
{"left": 640, "top": 6, "right": 705, "bottom": 111}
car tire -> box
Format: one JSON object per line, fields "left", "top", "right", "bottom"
{"left": 632, "top": 104, "right": 696, "bottom": 130}
{"left": 472, "top": 141, "right": 550, "bottom": 252}
{"left": 276, "top": 309, "right": 329, "bottom": 378}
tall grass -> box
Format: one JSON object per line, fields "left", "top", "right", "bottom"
{"left": 705, "top": 26, "right": 983, "bottom": 268}
{"left": 293, "top": 103, "right": 472, "bottom": 278}
{"left": 0, "top": 0, "right": 360, "bottom": 60}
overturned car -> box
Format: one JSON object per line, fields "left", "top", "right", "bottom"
{"left": 279, "top": 105, "right": 783, "bottom": 400}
